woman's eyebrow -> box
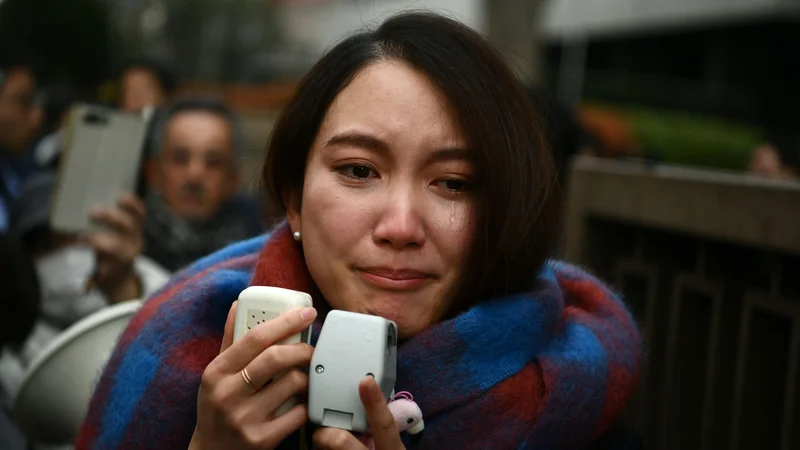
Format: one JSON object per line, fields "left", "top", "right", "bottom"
{"left": 325, "top": 131, "right": 471, "bottom": 163}
{"left": 425, "top": 148, "right": 471, "bottom": 165}
{"left": 324, "top": 131, "right": 389, "bottom": 154}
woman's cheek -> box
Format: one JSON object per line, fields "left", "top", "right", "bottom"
{"left": 434, "top": 199, "right": 474, "bottom": 248}
{"left": 304, "top": 182, "right": 372, "bottom": 244}
{"left": 456, "top": 203, "right": 475, "bottom": 247}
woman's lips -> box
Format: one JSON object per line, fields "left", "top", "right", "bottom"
{"left": 357, "top": 267, "right": 432, "bottom": 290}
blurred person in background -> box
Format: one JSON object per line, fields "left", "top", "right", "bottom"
{"left": 117, "top": 57, "right": 179, "bottom": 199}
{"left": 39, "top": 84, "right": 86, "bottom": 137}
{"left": 117, "top": 57, "right": 177, "bottom": 114}
{"left": 747, "top": 130, "right": 799, "bottom": 180}
{"left": 141, "top": 98, "right": 264, "bottom": 272}
{"left": 0, "top": 41, "right": 41, "bottom": 232}
{"left": 0, "top": 234, "right": 40, "bottom": 450}
{"left": 0, "top": 172, "right": 170, "bottom": 395}
{"left": 11, "top": 172, "right": 170, "bottom": 327}
{"left": 748, "top": 62, "right": 799, "bottom": 181}
{"left": 30, "top": 83, "right": 89, "bottom": 170}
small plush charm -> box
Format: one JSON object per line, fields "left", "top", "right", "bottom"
{"left": 363, "top": 391, "right": 425, "bottom": 449}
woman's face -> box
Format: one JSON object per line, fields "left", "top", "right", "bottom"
{"left": 287, "top": 60, "right": 475, "bottom": 339}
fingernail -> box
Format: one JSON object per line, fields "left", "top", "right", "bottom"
{"left": 300, "top": 307, "right": 317, "bottom": 321}
{"left": 361, "top": 376, "right": 380, "bottom": 397}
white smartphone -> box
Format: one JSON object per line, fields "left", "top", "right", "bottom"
{"left": 233, "top": 286, "right": 313, "bottom": 416}
{"left": 49, "top": 104, "right": 150, "bottom": 234}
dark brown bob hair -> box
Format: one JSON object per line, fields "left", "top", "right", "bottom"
{"left": 265, "top": 11, "right": 560, "bottom": 312}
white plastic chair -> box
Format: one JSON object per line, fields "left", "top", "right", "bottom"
{"left": 13, "top": 300, "right": 141, "bottom": 445}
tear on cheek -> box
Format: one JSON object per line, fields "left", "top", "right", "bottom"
{"left": 448, "top": 204, "right": 474, "bottom": 232}
{"left": 430, "top": 199, "right": 473, "bottom": 232}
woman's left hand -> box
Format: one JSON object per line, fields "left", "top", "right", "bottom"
{"left": 312, "top": 376, "right": 405, "bottom": 450}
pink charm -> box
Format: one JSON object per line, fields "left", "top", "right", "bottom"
{"left": 363, "top": 391, "right": 425, "bottom": 449}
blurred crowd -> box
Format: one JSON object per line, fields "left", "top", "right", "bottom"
{"left": 0, "top": 42, "right": 269, "bottom": 449}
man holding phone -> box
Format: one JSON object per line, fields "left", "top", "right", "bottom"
{"left": 0, "top": 171, "right": 169, "bottom": 411}
{"left": 11, "top": 171, "right": 169, "bottom": 330}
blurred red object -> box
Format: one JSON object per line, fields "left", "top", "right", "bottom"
{"left": 176, "top": 80, "right": 301, "bottom": 112}
{"left": 577, "top": 104, "right": 639, "bottom": 158}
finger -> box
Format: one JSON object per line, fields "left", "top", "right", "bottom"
{"left": 92, "top": 206, "right": 137, "bottom": 235}
{"left": 360, "top": 376, "right": 402, "bottom": 449}
{"left": 217, "top": 307, "right": 317, "bottom": 372}
{"left": 89, "top": 233, "right": 121, "bottom": 259}
{"left": 90, "top": 207, "right": 137, "bottom": 235}
{"left": 312, "top": 427, "right": 367, "bottom": 450}
{"left": 117, "top": 194, "right": 146, "bottom": 227}
{"left": 249, "top": 368, "right": 309, "bottom": 416}
{"left": 91, "top": 259, "right": 112, "bottom": 288}
{"left": 220, "top": 301, "right": 238, "bottom": 354}
{"left": 253, "top": 403, "right": 309, "bottom": 449}
{"left": 241, "top": 343, "right": 314, "bottom": 391}
{"left": 88, "top": 234, "right": 129, "bottom": 288}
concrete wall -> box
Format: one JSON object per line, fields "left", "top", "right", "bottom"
{"left": 541, "top": 0, "right": 800, "bottom": 39}
{"left": 280, "top": 0, "right": 484, "bottom": 59}
{"left": 564, "top": 156, "right": 800, "bottom": 260}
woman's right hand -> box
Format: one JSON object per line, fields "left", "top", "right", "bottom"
{"left": 189, "top": 302, "right": 317, "bottom": 450}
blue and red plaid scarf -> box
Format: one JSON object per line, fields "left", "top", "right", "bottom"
{"left": 76, "top": 223, "right": 641, "bottom": 450}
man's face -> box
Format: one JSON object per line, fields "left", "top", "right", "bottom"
{"left": 120, "top": 68, "right": 165, "bottom": 113}
{"left": 153, "top": 111, "right": 238, "bottom": 221}
{"left": 0, "top": 67, "right": 38, "bottom": 154}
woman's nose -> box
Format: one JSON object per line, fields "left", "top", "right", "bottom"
{"left": 372, "top": 190, "right": 425, "bottom": 249}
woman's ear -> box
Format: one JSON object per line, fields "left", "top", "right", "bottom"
{"left": 284, "top": 188, "right": 302, "bottom": 235}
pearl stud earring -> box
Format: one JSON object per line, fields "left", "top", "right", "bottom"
{"left": 293, "top": 231, "right": 302, "bottom": 241}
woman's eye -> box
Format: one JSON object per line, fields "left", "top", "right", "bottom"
{"left": 338, "top": 164, "right": 375, "bottom": 180}
{"left": 437, "top": 179, "right": 471, "bottom": 192}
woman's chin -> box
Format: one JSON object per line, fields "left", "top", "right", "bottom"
{"left": 331, "top": 290, "right": 439, "bottom": 339}
{"left": 366, "top": 307, "right": 430, "bottom": 340}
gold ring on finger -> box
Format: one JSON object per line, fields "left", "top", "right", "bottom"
{"left": 241, "top": 367, "right": 258, "bottom": 391}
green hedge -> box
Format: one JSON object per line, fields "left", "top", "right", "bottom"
{"left": 591, "top": 104, "right": 765, "bottom": 171}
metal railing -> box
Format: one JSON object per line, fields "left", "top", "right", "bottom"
{"left": 564, "top": 156, "right": 800, "bottom": 450}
